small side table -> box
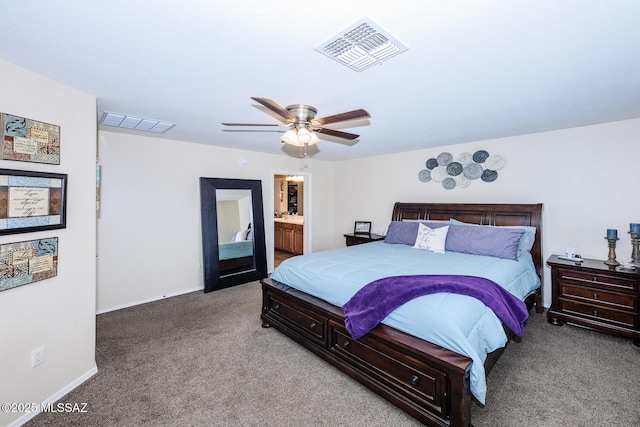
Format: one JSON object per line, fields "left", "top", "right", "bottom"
{"left": 344, "top": 233, "right": 385, "bottom": 246}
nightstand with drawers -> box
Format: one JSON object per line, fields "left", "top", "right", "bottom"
{"left": 344, "top": 233, "right": 385, "bottom": 246}
{"left": 546, "top": 254, "right": 640, "bottom": 346}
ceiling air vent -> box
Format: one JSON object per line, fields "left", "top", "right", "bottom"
{"left": 314, "top": 18, "right": 408, "bottom": 72}
{"left": 100, "top": 112, "right": 175, "bottom": 133}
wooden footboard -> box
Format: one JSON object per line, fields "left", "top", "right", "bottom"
{"left": 261, "top": 278, "right": 474, "bottom": 427}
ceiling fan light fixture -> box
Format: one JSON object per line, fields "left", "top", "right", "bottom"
{"left": 281, "top": 127, "right": 320, "bottom": 147}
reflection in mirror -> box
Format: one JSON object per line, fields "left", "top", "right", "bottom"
{"left": 200, "top": 178, "right": 267, "bottom": 293}
{"left": 216, "top": 189, "right": 254, "bottom": 275}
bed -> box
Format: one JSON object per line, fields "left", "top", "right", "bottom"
{"left": 219, "top": 240, "right": 254, "bottom": 272}
{"left": 260, "top": 202, "right": 543, "bottom": 427}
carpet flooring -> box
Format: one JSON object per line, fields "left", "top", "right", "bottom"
{"left": 26, "top": 281, "right": 640, "bottom": 426}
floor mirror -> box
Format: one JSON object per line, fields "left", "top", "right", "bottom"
{"left": 200, "top": 177, "right": 267, "bottom": 292}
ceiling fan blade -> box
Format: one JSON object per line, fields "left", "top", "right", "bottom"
{"left": 316, "top": 128, "right": 360, "bottom": 140}
{"left": 221, "top": 122, "right": 282, "bottom": 126}
{"left": 311, "top": 109, "right": 370, "bottom": 126}
{"left": 251, "top": 97, "right": 296, "bottom": 123}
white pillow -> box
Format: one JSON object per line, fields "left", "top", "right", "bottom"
{"left": 234, "top": 229, "right": 249, "bottom": 242}
{"left": 413, "top": 223, "right": 449, "bottom": 254}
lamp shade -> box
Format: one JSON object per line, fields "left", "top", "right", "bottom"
{"left": 281, "top": 129, "right": 299, "bottom": 145}
{"left": 296, "top": 128, "right": 312, "bottom": 143}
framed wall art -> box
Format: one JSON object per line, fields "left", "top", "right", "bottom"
{"left": 0, "top": 237, "right": 58, "bottom": 292}
{"left": 354, "top": 221, "right": 372, "bottom": 235}
{"left": 0, "top": 169, "right": 67, "bottom": 235}
{"left": 1, "top": 112, "right": 60, "bottom": 165}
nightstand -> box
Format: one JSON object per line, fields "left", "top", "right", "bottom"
{"left": 344, "top": 233, "right": 385, "bottom": 246}
{"left": 546, "top": 254, "right": 640, "bottom": 346}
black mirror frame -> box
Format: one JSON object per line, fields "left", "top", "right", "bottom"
{"left": 200, "top": 177, "right": 267, "bottom": 293}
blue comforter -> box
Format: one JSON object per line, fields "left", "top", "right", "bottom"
{"left": 219, "top": 240, "right": 253, "bottom": 260}
{"left": 270, "top": 241, "right": 540, "bottom": 404}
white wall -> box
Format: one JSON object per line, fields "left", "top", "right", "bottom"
{"left": 0, "top": 61, "right": 97, "bottom": 427}
{"left": 96, "top": 132, "right": 334, "bottom": 312}
{"left": 98, "top": 118, "right": 640, "bottom": 312}
{"left": 332, "top": 118, "right": 640, "bottom": 306}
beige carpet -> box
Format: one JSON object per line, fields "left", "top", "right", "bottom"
{"left": 26, "top": 281, "right": 640, "bottom": 426}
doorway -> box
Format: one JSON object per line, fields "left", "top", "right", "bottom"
{"left": 273, "top": 173, "right": 308, "bottom": 269}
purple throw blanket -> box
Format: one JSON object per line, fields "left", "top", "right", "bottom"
{"left": 342, "top": 275, "right": 529, "bottom": 340}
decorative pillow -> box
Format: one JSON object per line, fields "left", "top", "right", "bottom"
{"left": 450, "top": 219, "right": 536, "bottom": 255}
{"left": 413, "top": 223, "right": 449, "bottom": 254}
{"left": 445, "top": 224, "right": 524, "bottom": 260}
{"left": 384, "top": 221, "right": 449, "bottom": 246}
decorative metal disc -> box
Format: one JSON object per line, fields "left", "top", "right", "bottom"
{"left": 442, "top": 177, "right": 456, "bottom": 190}
{"left": 484, "top": 155, "right": 505, "bottom": 170}
{"left": 481, "top": 169, "right": 498, "bottom": 182}
{"left": 463, "top": 163, "right": 483, "bottom": 179}
{"left": 446, "top": 161, "right": 463, "bottom": 176}
{"left": 437, "top": 152, "right": 453, "bottom": 166}
{"left": 472, "top": 150, "right": 490, "bottom": 163}
{"left": 418, "top": 169, "right": 432, "bottom": 182}
{"left": 426, "top": 158, "right": 439, "bottom": 170}
{"left": 457, "top": 152, "right": 472, "bottom": 165}
{"left": 456, "top": 176, "right": 471, "bottom": 188}
{"left": 430, "top": 166, "right": 448, "bottom": 182}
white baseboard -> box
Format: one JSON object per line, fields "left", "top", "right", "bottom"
{"left": 9, "top": 364, "right": 98, "bottom": 427}
{"left": 96, "top": 286, "right": 202, "bottom": 314}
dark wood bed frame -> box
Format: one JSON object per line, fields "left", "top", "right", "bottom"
{"left": 261, "top": 202, "right": 543, "bottom": 427}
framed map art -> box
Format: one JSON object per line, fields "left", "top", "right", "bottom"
{"left": 0, "top": 169, "right": 67, "bottom": 235}
{"left": 1, "top": 112, "right": 60, "bottom": 165}
{"left": 0, "top": 237, "right": 58, "bottom": 292}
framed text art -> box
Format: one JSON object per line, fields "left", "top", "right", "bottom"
{"left": 1, "top": 113, "right": 60, "bottom": 165}
{"left": 0, "top": 237, "right": 58, "bottom": 292}
{"left": 354, "top": 221, "right": 372, "bottom": 235}
{"left": 0, "top": 169, "right": 67, "bottom": 235}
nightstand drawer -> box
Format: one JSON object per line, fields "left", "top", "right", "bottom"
{"left": 559, "top": 268, "right": 638, "bottom": 291}
{"left": 560, "top": 284, "right": 637, "bottom": 311}
{"left": 560, "top": 300, "right": 637, "bottom": 328}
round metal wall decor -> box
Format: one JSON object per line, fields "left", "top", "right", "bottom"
{"left": 418, "top": 169, "right": 432, "bottom": 182}
{"left": 419, "top": 149, "right": 505, "bottom": 190}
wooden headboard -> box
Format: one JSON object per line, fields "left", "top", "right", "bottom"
{"left": 392, "top": 202, "right": 544, "bottom": 279}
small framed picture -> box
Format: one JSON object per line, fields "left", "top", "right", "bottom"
{"left": 354, "top": 221, "right": 372, "bottom": 235}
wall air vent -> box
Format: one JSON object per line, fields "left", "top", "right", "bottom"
{"left": 314, "top": 18, "right": 408, "bottom": 72}
{"left": 100, "top": 112, "right": 175, "bottom": 133}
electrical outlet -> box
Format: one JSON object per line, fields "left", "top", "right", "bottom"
{"left": 31, "top": 346, "right": 45, "bottom": 367}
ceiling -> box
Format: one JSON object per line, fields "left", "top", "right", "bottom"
{"left": 2, "top": 1, "right": 639, "bottom": 161}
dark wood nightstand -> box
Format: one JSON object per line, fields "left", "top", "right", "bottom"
{"left": 546, "top": 254, "right": 640, "bottom": 346}
{"left": 344, "top": 233, "right": 385, "bottom": 246}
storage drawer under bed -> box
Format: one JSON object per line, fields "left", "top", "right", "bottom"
{"left": 328, "top": 320, "right": 449, "bottom": 419}
{"left": 264, "top": 292, "right": 328, "bottom": 346}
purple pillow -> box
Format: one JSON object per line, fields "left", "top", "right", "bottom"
{"left": 384, "top": 221, "right": 448, "bottom": 246}
{"left": 445, "top": 224, "right": 525, "bottom": 260}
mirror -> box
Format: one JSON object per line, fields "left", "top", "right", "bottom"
{"left": 200, "top": 177, "right": 267, "bottom": 293}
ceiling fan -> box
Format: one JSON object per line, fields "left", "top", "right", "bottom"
{"left": 222, "top": 97, "right": 370, "bottom": 152}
